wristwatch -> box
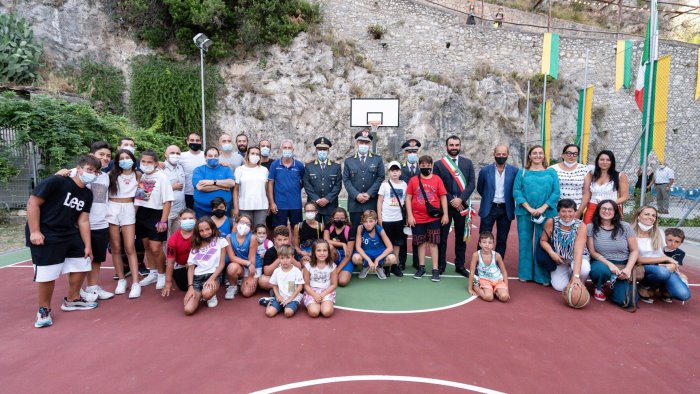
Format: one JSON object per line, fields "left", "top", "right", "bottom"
{"left": 574, "top": 274, "right": 580, "bottom": 278}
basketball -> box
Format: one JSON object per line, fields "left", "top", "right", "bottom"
{"left": 562, "top": 284, "right": 590, "bottom": 309}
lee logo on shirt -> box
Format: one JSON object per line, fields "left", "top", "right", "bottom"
{"left": 63, "top": 192, "right": 85, "bottom": 211}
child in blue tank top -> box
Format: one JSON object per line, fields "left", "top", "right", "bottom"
{"left": 351, "top": 210, "right": 397, "bottom": 280}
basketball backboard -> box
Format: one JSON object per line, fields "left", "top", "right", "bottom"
{"left": 350, "top": 98, "right": 400, "bottom": 127}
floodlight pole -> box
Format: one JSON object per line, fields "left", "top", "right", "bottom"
{"left": 199, "top": 46, "right": 207, "bottom": 148}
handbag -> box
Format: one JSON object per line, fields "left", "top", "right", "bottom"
{"left": 535, "top": 241, "right": 558, "bottom": 272}
{"left": 610, "top": 263, "right": 638, "bottom": 312}
{"left": 387, "top": 181, "right": 407, "bottom": 223}
{"left": 418, "top": 178, "right": 443, "bottom": 218}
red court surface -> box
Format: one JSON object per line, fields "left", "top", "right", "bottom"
{"left": 1, "top": 213, "right": 698, "bottom": 393}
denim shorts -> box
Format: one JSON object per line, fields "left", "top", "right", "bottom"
{"left": 268, "top": 299, "right": 300, "bottom": 313}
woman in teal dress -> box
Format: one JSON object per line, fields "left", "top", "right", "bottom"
{"left": 513, "top": 145, "right": 560, "bottom": 285}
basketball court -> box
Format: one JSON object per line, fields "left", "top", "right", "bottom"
{"left": 1, "top": 210, "right": 698, "bottom": 393}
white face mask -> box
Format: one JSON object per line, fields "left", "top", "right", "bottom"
{"left": 256, "top": 235, "right": 266, "bottom": 244}
{"left": 560, "top": 218, "right": 576, "bottom": 227}
{"left": 141, "top": 165, "right": 155, "bottom": 174}
{"left": 249, "top": 154, "right": 260, "bottom": 164}
{"left": 563, "top": 161, "right": 578, "bottom": 168}
{"left": 168, "top": 154, "right": 180, "bottom": 165}
{"left": 237, "top": 223, "right": 250, "bottom": 236}
{"left": 123, "top": 146, "right": 136, "bottom": 154}
{"left": 305, "top": 211, "right": 316, "bottom": 220}
{"left": 637, "top": 222, "right": 654, "bottom": 232}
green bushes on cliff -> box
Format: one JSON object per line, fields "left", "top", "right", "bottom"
{"left": 110, "top": 0, "right": 321, "bottom": 59}
{"left": 129, "top": 55, "right": 221, "bottom": 139}
{"left": 0, "top": 13, "right": 42, "bottom": 84}
{"left": 73, "top": 61, "right": 126, "bottom": 114}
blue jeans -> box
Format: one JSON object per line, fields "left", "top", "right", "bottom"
{"left": 589, "top": 260, "right": 613, "bottom": 290}
{"left": 641, "top": 265, "right": 691, "bottom": 301}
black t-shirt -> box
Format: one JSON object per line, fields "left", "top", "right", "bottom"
{"left": 263, "top": 246, "right": 278, "bottom": 267}
{"left": 664, "top": 249, "right": 685, "bottom": 265}
{"left": 25, "top": 176, "right": 93, "bottom": 245}
{"left": 299, "top": 221, "right": 323, "bottom": 249}
{"left": 328, "top": 225, "right": 356, "bottom": 244}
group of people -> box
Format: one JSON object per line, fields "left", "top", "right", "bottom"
{"left": 26, "top": 130, "right": 691, "bottom": 328}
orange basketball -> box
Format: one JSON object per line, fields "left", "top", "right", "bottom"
{"left": 562, "top": 284, "right": 590, "bottom": 309}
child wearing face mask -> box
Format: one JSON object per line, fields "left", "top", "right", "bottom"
{"left": 254, "top": 224, "right": 273, "bottom": 278}
{"left": 294, "top": 202, "right": 325, "bottom": 263}
{"left": 324, "top": 207, "right": 356, "bottom": 287}
{"left": 209, "top": 197, "right": 232, "bottom": 238}
{"left": 225, "top": 214, "right": 258, "bottom": 299}
{"left": 163, "top": 209, "right": 197, "bottom": 297}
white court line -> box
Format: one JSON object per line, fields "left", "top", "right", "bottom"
{"left": 0, "top": 260, "right": 27, "bottom": 269}
{"left": 5, "top": 266, "right": 115, "bottom": 269}
{"left": 335, "top": 295, "right": 476, "bottom": 314}
{"left": 250, "top": 375, "right": 504, "bottom": 394}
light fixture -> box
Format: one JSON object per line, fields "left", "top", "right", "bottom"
{"left": 193, "top": 33, "right": 213, "bottom": 52}
{"left": 193, "top": 33, "right": 213, "bottom": 147}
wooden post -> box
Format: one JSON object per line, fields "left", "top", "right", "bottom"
{"left": 617, "top": 0, "right": 623, "bottom": 39}
{"left": 548, "top": 0, "right": 552, "bottom": 32}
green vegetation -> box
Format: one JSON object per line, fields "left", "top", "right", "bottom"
{"left": 366, "top": 24, "right": 386, "bottom": 39}
{"left": 129, "top": 56, "right": 221, "bottom": 140}
{"left": 73, "top": 61, "right": 126, "bottom": 114}
{"left": 0, "top": 92, "right": 177, "bottom": 176}
{"left": 110, "top": 0, "right": 321, "bottom": 60}
{"left": 0, "top": 13, "right": 42, "bottom": 84}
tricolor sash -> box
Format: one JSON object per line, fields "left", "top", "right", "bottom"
{"left": 441, "top": 156, "right": 473, "bottom": 241}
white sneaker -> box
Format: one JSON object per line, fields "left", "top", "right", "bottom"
{"left": 139, "top": 271, "right": 158, "bottom": 286}
{"left": 80, "top": 288, "right": 99, "bottom": 303}
{"left": 87, "top": 285, "right": 114, "bottom": 300}
{"left": 115, "top": 279, "right": 127, "bottom": 295}
{"left": 225, "top": 285, "right": 238, "bottom": 300}
{"left": 155, "top": 274, "right": 166, "bottom": 290}
{"left": 128, "top": 283, "right": 141, "bottom": 299}
{"left": 207, "top": 295, "right": 218, "bottom": 308}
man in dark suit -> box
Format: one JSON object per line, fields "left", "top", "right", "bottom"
{"left": 477, "top": 145, "right": 518, "bottom": 258}
{"left": 399, "top": 138, "right": 421, "bottom": 270}
{"left": 304, "top": 137, "right": 343, "bottom": 226}
{"left": 432, "top": 135, "right": 475, "bottom": 277}
{"left": 342, "top": 130, "right": 385, "bottom": 228}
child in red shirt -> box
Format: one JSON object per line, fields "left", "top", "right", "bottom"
{"left": 406, "top": 155, "right": 449, "bottom": 282}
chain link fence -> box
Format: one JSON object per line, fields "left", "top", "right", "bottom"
{"left": 0, "top": 125, "right": 42, "bottom": 210}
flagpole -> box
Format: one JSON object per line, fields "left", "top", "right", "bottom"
{"left": 524, "top": 80, "right": 531, "bottom": 167}
{"left": 640, "top": 0, "right": 658, "bottom": 207}
{"left": 542, "top": 73, "right": 547, "bottom": 146}
{"left": 578, "top": 48, "right": 589, "bottom": 162}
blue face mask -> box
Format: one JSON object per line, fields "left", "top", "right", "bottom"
{"left": 79, "top": 171, "right": 97, "bottom": 184}
{"left": 358, "top": 145, "right": 369, "bottom": 155}
{"left": 180, "top": 218, "right": 196, "bottom": 231}
{"left": 221, "top": 143, "right": 234, "bottom": 152}
{"left": 317, "top": 150, "right": 328, "bottom": 161}
{"left": 119, "top": 159, "right": 134, "bottom": 170}
{"left": 260, "top": 147, "right": 271, "bottom": 157}
{"left": 207, "top": 158, "right": 219, "bottom": 167}
{"left": 407, "top": 153, "right": 418, "bottom": 164}
{"left": 282, "top": 149, "right": 293, "bottom": 159}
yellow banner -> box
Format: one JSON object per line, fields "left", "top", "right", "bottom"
{"left": 653, "top": 55, "right": 671, "bottom": 163}
{"left": 615, "top": 40, "right": 625, "bottom": 91}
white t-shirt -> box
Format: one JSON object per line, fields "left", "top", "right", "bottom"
{"left": 180, "top": 151, "right": 206, "bottom": 195}
{"left": 269, "top": 265, "right": 304, "bottom": 301}
{"left": 304, "top": 262, "right": 334, "bottom": 289}
{"left": 234, "top": 165, "right": 269, "bottom": 210}
{"left": 188, "top": 237, "right": 229, "bottom": 275}
{"left": 637, "top": 235, "right": 666, "bottom": 258}
{"left": 71, "top": 169, "right": 109, "bottom": 230}
{"left": 378, "top": 180, "right": 407, "bottom": 222}
{"left": 163, "top": 162, "right": 186, "bottom": 219}
{"left": 134, "top": 170, "right": 175, "bottom": 210}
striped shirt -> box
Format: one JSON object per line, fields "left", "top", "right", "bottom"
{"left": 550, "top": 163, "right": 590, "bottom": 207}
{"left": 586, "top": 221, "right": 634, "bottom": 262}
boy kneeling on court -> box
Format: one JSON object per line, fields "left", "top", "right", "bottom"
{"left": 264, "top": 245, "right": 305, "bottom": 317}
{"left": 28, "top": 156, "right": 101, "bottom": 328}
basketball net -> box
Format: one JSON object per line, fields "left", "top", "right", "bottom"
{"left": 368, "top": 120, "right": 381, "bottom": 135}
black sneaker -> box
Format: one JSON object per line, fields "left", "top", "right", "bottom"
{"left": 391, "top": 265, "right": 404, "bottom": 277}
{"left": 413, "top": 267, "right": 425, "bottom": 279}
{"left": 258, "top": 297, "right": 273, "bottom": 307}
{"left": 138, "top": 263, "right": 149, "bottom": 277}
{"left": 431, "top": 269, "right": 441, "bottom": 282}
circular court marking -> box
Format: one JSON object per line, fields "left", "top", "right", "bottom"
{"left": 335, "top": 256, "right": 476, "bottom": 314}
{"left": 250, "top": 375, "right": 504, "bottom": 394}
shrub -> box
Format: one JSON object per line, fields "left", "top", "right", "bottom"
{"left": 0, "top": 92, "right": 177, "bottom": 176}
{"left": 73, "top": 61, "right": 126, "bottom": 114}
{"left": 367, "top": 24, "right": 386, "bottom": 39}
{"left": 0, "top": 13, "right": 42, "bottom": 84}
{"left": 129, "top": 55, "right": 221, "bottom": 139}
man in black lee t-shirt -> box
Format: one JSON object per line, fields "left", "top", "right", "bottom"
{"left": 27, "top": 156, "right": 101, "bottom": 328}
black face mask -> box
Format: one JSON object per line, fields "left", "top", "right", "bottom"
{"left": 212, "top": 209, "right": 226, "bottom": 218}
{"left": 495, "top": 156, "right": 508, "bottom": 165}
{"left": 188, "top": 143, "right": 202, "bottom": 151}
{"left": 237, "top": 145, "right": 247, "bottom": 154}
{"left": 333, "top": 220, "right": 345, "bottom": 228}
{"left": 202, "top": 235, "right": 215, "bottom": 243}
{"left": 420, "top": 168, "right": 432, "bottom": 176}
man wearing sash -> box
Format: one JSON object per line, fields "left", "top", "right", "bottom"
{"left": 432, "top": 135, "right": 475, "bottom": 276}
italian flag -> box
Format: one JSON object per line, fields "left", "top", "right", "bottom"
{"left": 634, "top": 18, "right": 656, "bottom": 111}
